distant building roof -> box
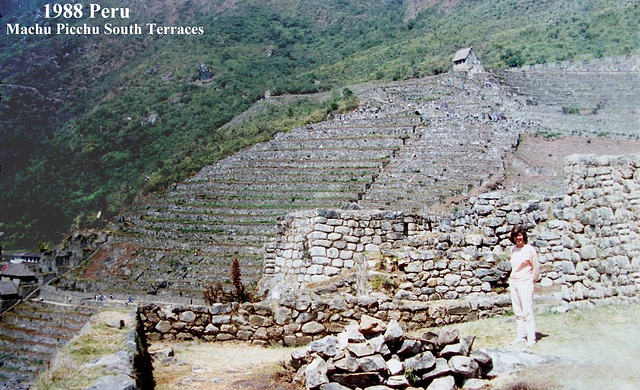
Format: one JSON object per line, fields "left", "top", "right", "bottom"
{"left": 452, "top": 47, "right": 473, "bottom": 62}
{"left": 0, "top": 280, "right": 19, "bottom": 296}
{"left": 1, "top": 262, "right": 37, "bottom": 278}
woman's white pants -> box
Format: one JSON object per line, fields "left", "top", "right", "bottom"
{"left": 509, "top": 279, "right": 536, "bottom": 342}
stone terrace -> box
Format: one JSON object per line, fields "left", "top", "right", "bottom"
{"left": 60, "top": 71, "right": 525, "bottom": 300}
{"left": 56, "top": 56, "right": 639, "bottom": 300}
{"left": 0, "top": 300, "right": 96, "bottom": 388}
{"left": 496, "top": 55, "right": 640, "bottom": 139}
{"left": 86, "top": 120, "right": 419, "bottom": 297}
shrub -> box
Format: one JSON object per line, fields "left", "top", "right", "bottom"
{"left": 202, "top": 259, "right": 253, "bottom": 304}
{"left": 202, "top": 282, "right": 225, "bottom": 305}
{"left": 561, "top": 106, "right": 581, "bottom": 115}
{"left": 370, "top": 274, "right": 396, "bottom": 293}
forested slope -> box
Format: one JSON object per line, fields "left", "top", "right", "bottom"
{"left": 1, "top": 0, "right": 638, "bottom": 249}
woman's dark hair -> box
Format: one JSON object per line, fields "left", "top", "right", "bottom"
{"left": 509, "top": 226, "right": 528, "bottom": 244}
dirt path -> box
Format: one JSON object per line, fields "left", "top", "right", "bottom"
{"left": 150, "top": 302, "right": 640, "bottom": 390}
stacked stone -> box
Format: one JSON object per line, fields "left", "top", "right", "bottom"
{"left": 382, "top": 192, "right": 560, "bottom": 302}
{"left": 498, "top": 55, "right": 639, "bottom": 139}
{"left": 265, "top": 193, "right": 563, "bottom": 301}
{"left": 138, "top": 292, "right": 510, "bottom": 345}
{"left": 359, "top": 124, "right": 519, "bottom": 213}
{"left": 290, "top": 315, "right": 492, "bottom": 390}
{"left": 559, "top": 154, "right": 640, "bottom": 303}
{"left": 0, "top": 301, "right": 97, "bottom": 386}
{"left": 267, "top": 209, "right": 433, "bottom": 295}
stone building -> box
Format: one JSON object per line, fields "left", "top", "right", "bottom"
{"left": 0, "top": 262, "right": 39, "bottom": 298}
{"left": 452, "top": 47, "right": 484, "bottom": 73}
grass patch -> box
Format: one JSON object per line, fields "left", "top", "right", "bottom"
{"left": 35, "top": 307, "right": 136, "bottom": 390}
{"left": 412, "top": 302, "right": 640, "bottom": 389}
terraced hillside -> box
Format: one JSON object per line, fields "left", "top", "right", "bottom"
{"left": 497, "top": 55, "right": 640, "bottom": 139}
{"left": 0, "top": 300, "right": 96, "bottom": 388}
{"left": 55, "top": 56, "right": 639, "bottom": 300}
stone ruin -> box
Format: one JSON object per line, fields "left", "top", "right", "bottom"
{"left": 133, "top": 153, "right": 640, "bottom": 350}
{"left": 261, "top": 154, "right": 640, "bottom": 305}
{"left": 52, "top": 54, "right": 639, "bottom": 301}
{"left": 289, "top": 314, "right": 493, "bottom": 390}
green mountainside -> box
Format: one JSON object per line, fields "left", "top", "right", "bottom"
{"left": 0, "top": 0, "right": 638, "bottom": 249}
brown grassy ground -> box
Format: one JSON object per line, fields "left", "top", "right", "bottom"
{"left": 431, "top": 303, "right": 640, "bottom": 390}
{"left": 150, "top": 302, "right": 640, "bottom": 390}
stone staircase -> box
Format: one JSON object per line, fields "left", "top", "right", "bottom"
{"left": 0, "top": 300, "right": 96, "bottom": 389}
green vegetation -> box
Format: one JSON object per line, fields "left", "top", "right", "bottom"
{"left": 370, "top": 274, "right": 396, "bottom": 292}
{"left": 1, "top": 0, "right": 638, "bottom": 249}
{"left": 562, "top": 106, "right": 582, "bottom": 115}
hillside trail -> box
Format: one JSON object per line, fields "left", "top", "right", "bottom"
{"left": 149, "top": 300, "right": 640, "bottom": 390}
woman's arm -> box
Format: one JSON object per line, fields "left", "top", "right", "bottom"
{"left": 531, "top": 246, "right": 541, "bottom": 282}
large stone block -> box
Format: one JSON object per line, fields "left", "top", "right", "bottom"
{"left": 580, "top": 245, "right": 598, "bottom": 260}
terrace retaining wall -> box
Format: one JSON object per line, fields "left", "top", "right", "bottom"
{"left": 139, "top": 154, "right": 640, "bottom": 345}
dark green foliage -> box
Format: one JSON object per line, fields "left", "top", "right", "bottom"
{"left": 0, "top": 0, "right": 638, "bottom": 249}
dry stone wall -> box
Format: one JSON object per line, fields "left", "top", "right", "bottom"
{"left": 139, "top": 154, "right": 640, "bottom": 345}
{"left": 262, "top": 193, "right": 560, "bottom": 301}
{"left": 261, "top": 209, "right": 435, "bottom": 297}
{"left": 139, "top": 293, "right": 510, "bottom": 346}
{"left": 557, "top": 154, "right": 640, "bottom": 303}
{"left": 497, "top": 55, "right": 640, "bottom": 139}
{"left": 264, "top": 154, "right": 640, "bottom": 302}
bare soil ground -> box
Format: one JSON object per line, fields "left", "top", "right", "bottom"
{"left": 150, "top": 341, "right": 303, "bottom": 390}
{"left": 504, "top": 134, "right": 640, "bottom": 195}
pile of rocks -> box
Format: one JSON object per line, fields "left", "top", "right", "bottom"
{"left": 289, "top": 315, "right": 492, "bottom": 390}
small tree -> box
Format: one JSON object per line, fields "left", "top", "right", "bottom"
{"left": 230, "top": 258, "right": 250, "bottom": 302}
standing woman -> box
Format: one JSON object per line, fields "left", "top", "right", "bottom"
{"left": 509, "top": 226, "right": 540, "bottom": 347}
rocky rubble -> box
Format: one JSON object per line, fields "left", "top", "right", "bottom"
{"left": 289, "top": 315, "right": 493, "bottom": 390}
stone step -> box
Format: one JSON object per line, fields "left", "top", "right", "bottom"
{"left": 0, "top": 315, "right": 85, "bottom": 336}
{"left": 0, "top": 334, "right": 61, "bottom": 356}
{"left": 0, "top": 367, "right": 38, "bottom": 389}
{"left": 156, "top": 192, "right": 359, "bottom": 204}
{"left": 131, "top": 206, "right": 286, "bottom": 219}
{"left": 0, "top": 351, "right": 46, "bottom": 373}
{"left": 0, "top": 300, "right": 95, "bottom": 388}
{"left": 187, "top": 171, "right": 377, "bottom": 183}
{"left": 173, "top": 180, "right": 369, "bottom": 193}
{"left": 0, "top": 324, "right": 74, "bottom": 346}
{"left": 11, "top": 302, "right": 94, "bottom": 322}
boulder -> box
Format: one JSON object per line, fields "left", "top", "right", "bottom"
{"left": 448, "top": 355, "right": 480, "bottom": 378}
{"left": 331, "top": 372, "right": 383, "bottom": 388}
{"left": 360, "top": 315, "right": 387, "bottom": 336}
{"left": 306, "top": 357, "right": 329, "bottom": 389}
{"left": 404, "top": 351, "right": 436, "bottom": 374}
{"left": 426, "top": 375, "right": 456, "bottom": 390}
{"left": 356, "top": 354, "right": 389, "bottom": 373}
